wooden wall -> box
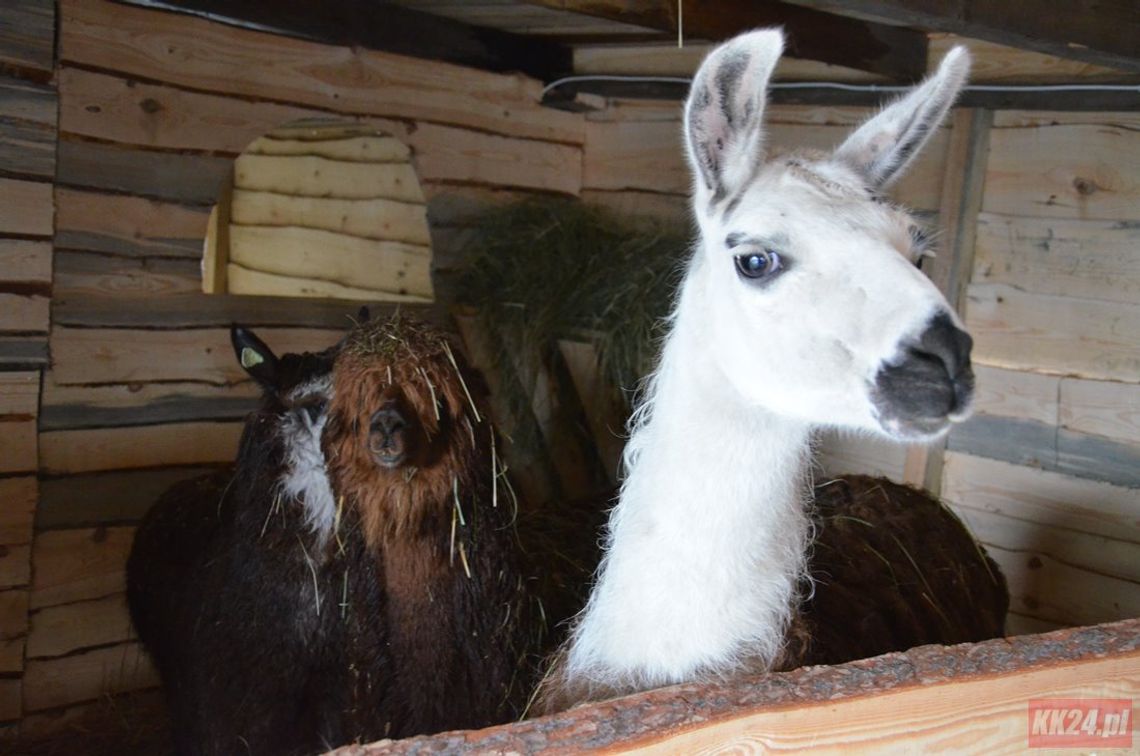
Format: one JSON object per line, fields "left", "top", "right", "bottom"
{"left": 2, "top": 0, "right": 587, "bottom": 731}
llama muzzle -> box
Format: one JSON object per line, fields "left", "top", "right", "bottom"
{"left": 369, "top": 401, "right": 410, "bottom": 468}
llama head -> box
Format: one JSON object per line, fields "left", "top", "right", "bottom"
{"left": 323, "top": 316, "right": 489, "bottom": 544}
{"left": 231, "top": 325, "right": 339, "bottom": 537}
{"left": 682, "top": 29, "right": 974, "bottom": 440}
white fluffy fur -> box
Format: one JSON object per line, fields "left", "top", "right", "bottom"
{"left": 562, "top": 30, "right": 971, "bottom": 692}
{"left": 278, "top": 376, "right": 337, "bottom": 543}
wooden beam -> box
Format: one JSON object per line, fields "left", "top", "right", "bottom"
{"left": 114, "top": 0, "right": 573, "bottom": 81}
{"left": 779, "top": 0, "right": 1140, "bottom": 73}
{"left": 521, "top": 0, "right": 928, "bottom": 80}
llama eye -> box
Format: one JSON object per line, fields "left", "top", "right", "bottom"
{"left": 734, "top": 249, "right": 782, "bottom": 281}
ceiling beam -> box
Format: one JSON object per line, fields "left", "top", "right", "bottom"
{"left": 517, "top": 0, "right": 929, "bottom": 81}
{"left": 114, "top": 0, "right": 574, "bottom": 82}
{"left": 777, "top": 0, "right": 1140, "bottom": 73}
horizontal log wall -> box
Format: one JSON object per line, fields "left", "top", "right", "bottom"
{"left": 944, "top": 110, "right": 1140, "bottom": 634}
{"left": 6, "top": 0, "right": 590, "bottom": 727}
{"left": 0, "top": 0, "right": 54, "bottom": 729}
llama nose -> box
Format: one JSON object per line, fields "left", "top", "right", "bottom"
{"left": 371, "top": 404, "right": 406, "bottom": 437}
{"left": 916, "top": 312, "right": 973, "bottom": 385}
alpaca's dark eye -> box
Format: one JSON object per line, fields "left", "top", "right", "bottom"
{"left": 734, "top": 249, "right": 782, "bottom": 281}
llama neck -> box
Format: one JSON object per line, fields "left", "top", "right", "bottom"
{"left": 566, "top": 274, "right": 813, "bottom": 693}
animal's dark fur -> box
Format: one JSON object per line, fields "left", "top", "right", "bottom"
{"left": 128, "top": 318, "right": 529, "bottom": 755}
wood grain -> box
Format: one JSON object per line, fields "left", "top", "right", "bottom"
{"left": 0, "top": 293, "right": 49, "bottom": 333}
{"left": 966, "top": 283, "right": 1140, "bottom": 383}
{"left": 40, "top": 421, "right": 245, "bottom": 474}
{"left": 0, "top": 477, "right": 36, "bottom": 546}
{"left": 1060, "top": 377, "right": 1140, "bottom": 446}
{"left": 57, "top": 139, "right": 231, "bottom": 205}
{"left": 226, "top": 264, "right": 432, "bottom": 303}
{"left": 55, "top": 187, "right": 210, "bottom": 259}
{"left": 0, "top": 419, "right": 37, "bottom": 475}
{"left": 0, "top": 177, "right": 53, "bottom": 236}
{"left": 0, "top": 240, "right": 51, "bottom": 283}
{"left": 0, "top": 75, "right": 57, "bottom": 180}
{"left": 59, "top": 0, "right": 583, "bottom": 145}
{"left": 235, "top": 153, "right": 425, "bottom": 202}
{"left": 27, "top": 593, "right": 134, "bottom": 660}
{"left": 37, "top": 466, "right": 224, "bottom": 530}
{"left": 0, "top": 371, "right": 39, "bottom": 416}
{"left": 0, "top": 0, "right": 54, "bottom": 73}
{"left": 973, "top": 213, "right": 1140, "bottom": 305}
{"left": 984, "top": 121, "right": 1140, "bottom": 221}
{"left": 30, "top": 527, "right": 134, "bottom": 609}
{"left": 230, "top": 189, "right": 431, "bottom": 246}
{"left": 0, "top": 589, "right": 29, "bottom": 673}
{"left": 0, "top": 545, "right": 32, "bottom": 590}
{"left": 22, "top": 641, "right": 158, "bottom": 712}
{"left": 971, "top": 365, "right": 1060, "bottom": 426}
{"left": 942, "top": 452, "right": 1140, "bottom": 545}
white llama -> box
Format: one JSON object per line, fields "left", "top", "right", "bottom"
{"left": 538, "top": 29, "right": 975, "bottom": 710}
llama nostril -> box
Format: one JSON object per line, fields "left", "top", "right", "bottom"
{"left": 916, "top": 312, "right": 973, "bottom": 381}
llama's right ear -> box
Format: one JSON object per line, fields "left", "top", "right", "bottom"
{"left": 684, "top": 29, "right": 783, "bottom": 205}
{"left": 231, "top": 325, "right": 280, "bottom": 391}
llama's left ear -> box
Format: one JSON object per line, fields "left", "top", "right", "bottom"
{"left": 231, "top": 325, "right": 280, "bottom": 392}
{"left": 833, "top": 46, "right": 971, "bottom": 191}
{"left": 684, "top": 29, "right": 784, "bottom": 204}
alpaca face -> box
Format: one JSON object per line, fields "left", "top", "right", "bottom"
{"left": 683, "top": 30, "right": 974, "bottom": 440}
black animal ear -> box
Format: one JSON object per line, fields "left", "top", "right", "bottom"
{"left": 231, "top": 326, "right": 280, "bottom": 391}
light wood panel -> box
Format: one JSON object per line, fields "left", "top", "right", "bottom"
{"left": 22, "top": 641, "right": 157, "bottom": 712}
{"left": 0, "top": 178, "right": 52, "bottom": 236}
{"left": 966, "top": 283, "right": 1140, "bottom": 383}
{"left": 0, "top": 240, "right": 52, "bottom": 283}
{"left": 230, "top": 190, "right": 431, "bottom": 246}
{"left": 27, "top": 593, "right": 133, "bottom": 660}
{"left": 55, "top": 187, "right": 209, "bottom": 259}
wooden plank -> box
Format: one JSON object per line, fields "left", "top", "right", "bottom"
{"left": 30, "top": 527, "right": 134, "bottom": 609}
{"left": 37, "top": 466, "right": 224, "bottom": 530}
{"left": 0, "top": 292, "right": 49, "bottom": 333}
{"left": 971, "top": 365, "right": 1060, "bottom": 427}
{"left": 27, "top": 593, "right": 134, "bottom": 659}
{"left": 59, "top": 0, "right": 584, "bottom": 145}
{"left": 778, "top": 0, "right": 1140, "bottom": 73}
{"left": 520, "top": 0, "right": 928, "bottom": 80}
{"left": 973, "top": 213, "right": 1140, "bottom": 306}
{"left": 57, "top": 139, "right": 231, "bottom": 205}
{"left": 928, "top": 35, "right": 1138, "bottom": 84}
{"left": 984, "top": 121, "right": 1140, "bottom": 221}
{"left": 41, "top": 375, "right": 259, "bottom": 431}
{"left": 226, "top": 264, "right": 433, "bottom": 303}
{"left": 1004, "top": 613, "right": 1066, "bottom": 637}
{"left": 0, "top": 239, "right": 51, "bottom": 283}
{"left": 0, "top": 337, "right": 48, "bottom": 370}
{"left": 949, "top": 504, "right": 1140, "bottom": 585}
{"left": 0, "top": 0, "right": 54, "bottom": 73}
{"left": 22, "top": 641, "right": 158, "bottom": 712}
{"left": 231, "top": 189, "right": 431, "bottom": 246}
{"left": 58, "top": 66, "right": 334, "bottom": 155}
{"left": 0, "top": 370, "right": 39, "bottom": 416}
{"left": 966, "top": 283, "right": 1140, "bottom": 383}
{"left": 985, "top": 542, "right": 1140, "bottom": 627}
{"left": 0, "top": 477, "right": 36, "bottom": 546}
{"left": 0, "top": 589, "right": 29, "bottom": 673}
{"left": 51, "top": 289, "right": 439, "bottom": 329}
{"left": 408, "top": 122, "right": 582, "bottom": 195}
{"left": 1060, "top": 377, "right": 1140, "bottom": 446}
{"left": 55, "top": 188, "right": 210, "bottom": 259}
{"left": 0, "top": 177, "right": 52, "bottom": 236}
{"left": 948, "top": 413, "right": 1140, "bottom": 489}
{"left": 0, "top": 419, "right": 37, "bottom": 475}
{"left": 0, "top": 544, "right": 32, "bottom": 590}
{"left": 40, "top": 421, "right": 245, "bottom": 474}
{"left": 814, "top": 430, "right": 908, "bottom": 482}
{"left": 234, "top": 153, "right": 426, "bottom": 202}
{"left": 49, "top": 326, "right": 344, "bottom": 385}
{"left": 583, "top": 119, "right": 947, "bottom": 210}
{"left": 119, "top": 0, "right": 573, "bottom": 83}
{"left": 54, "top": 251, "right": 202, "bottom": 301}
{"left": 248, "top": 131, "right": 412, "bottom": 161}
{"left": 228, "top": 225, "right": 433, "bottom": 298}
{"left": 0, "top": 76, "right": 57, "bottom": 180}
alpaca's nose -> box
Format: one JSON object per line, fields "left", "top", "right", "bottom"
{"left": 371, "top": 404, "right": 406, "bottom": 437}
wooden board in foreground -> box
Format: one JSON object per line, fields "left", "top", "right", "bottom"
{"left": 333, "top": 619, "right": 1140, "bottom": 755}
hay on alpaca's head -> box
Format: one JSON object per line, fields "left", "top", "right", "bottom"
{"left": 324, "top": 315, "right": 490, "bottom": 547}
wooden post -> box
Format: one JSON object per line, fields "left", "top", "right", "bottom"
{"left": 904, "top": 108, "right": 992, "bottom": 494}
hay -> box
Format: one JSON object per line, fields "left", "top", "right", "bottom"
{"left": 459, "top": 197, "right": 691, "bottom": 420}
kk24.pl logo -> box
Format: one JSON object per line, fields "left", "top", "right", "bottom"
{"left": 1028, "top": 699, "right": 1132, "bottom": 748}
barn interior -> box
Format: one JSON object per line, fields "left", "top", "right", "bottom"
{"left": 0, "top": 0, "right": 1137, "bottom": 752}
